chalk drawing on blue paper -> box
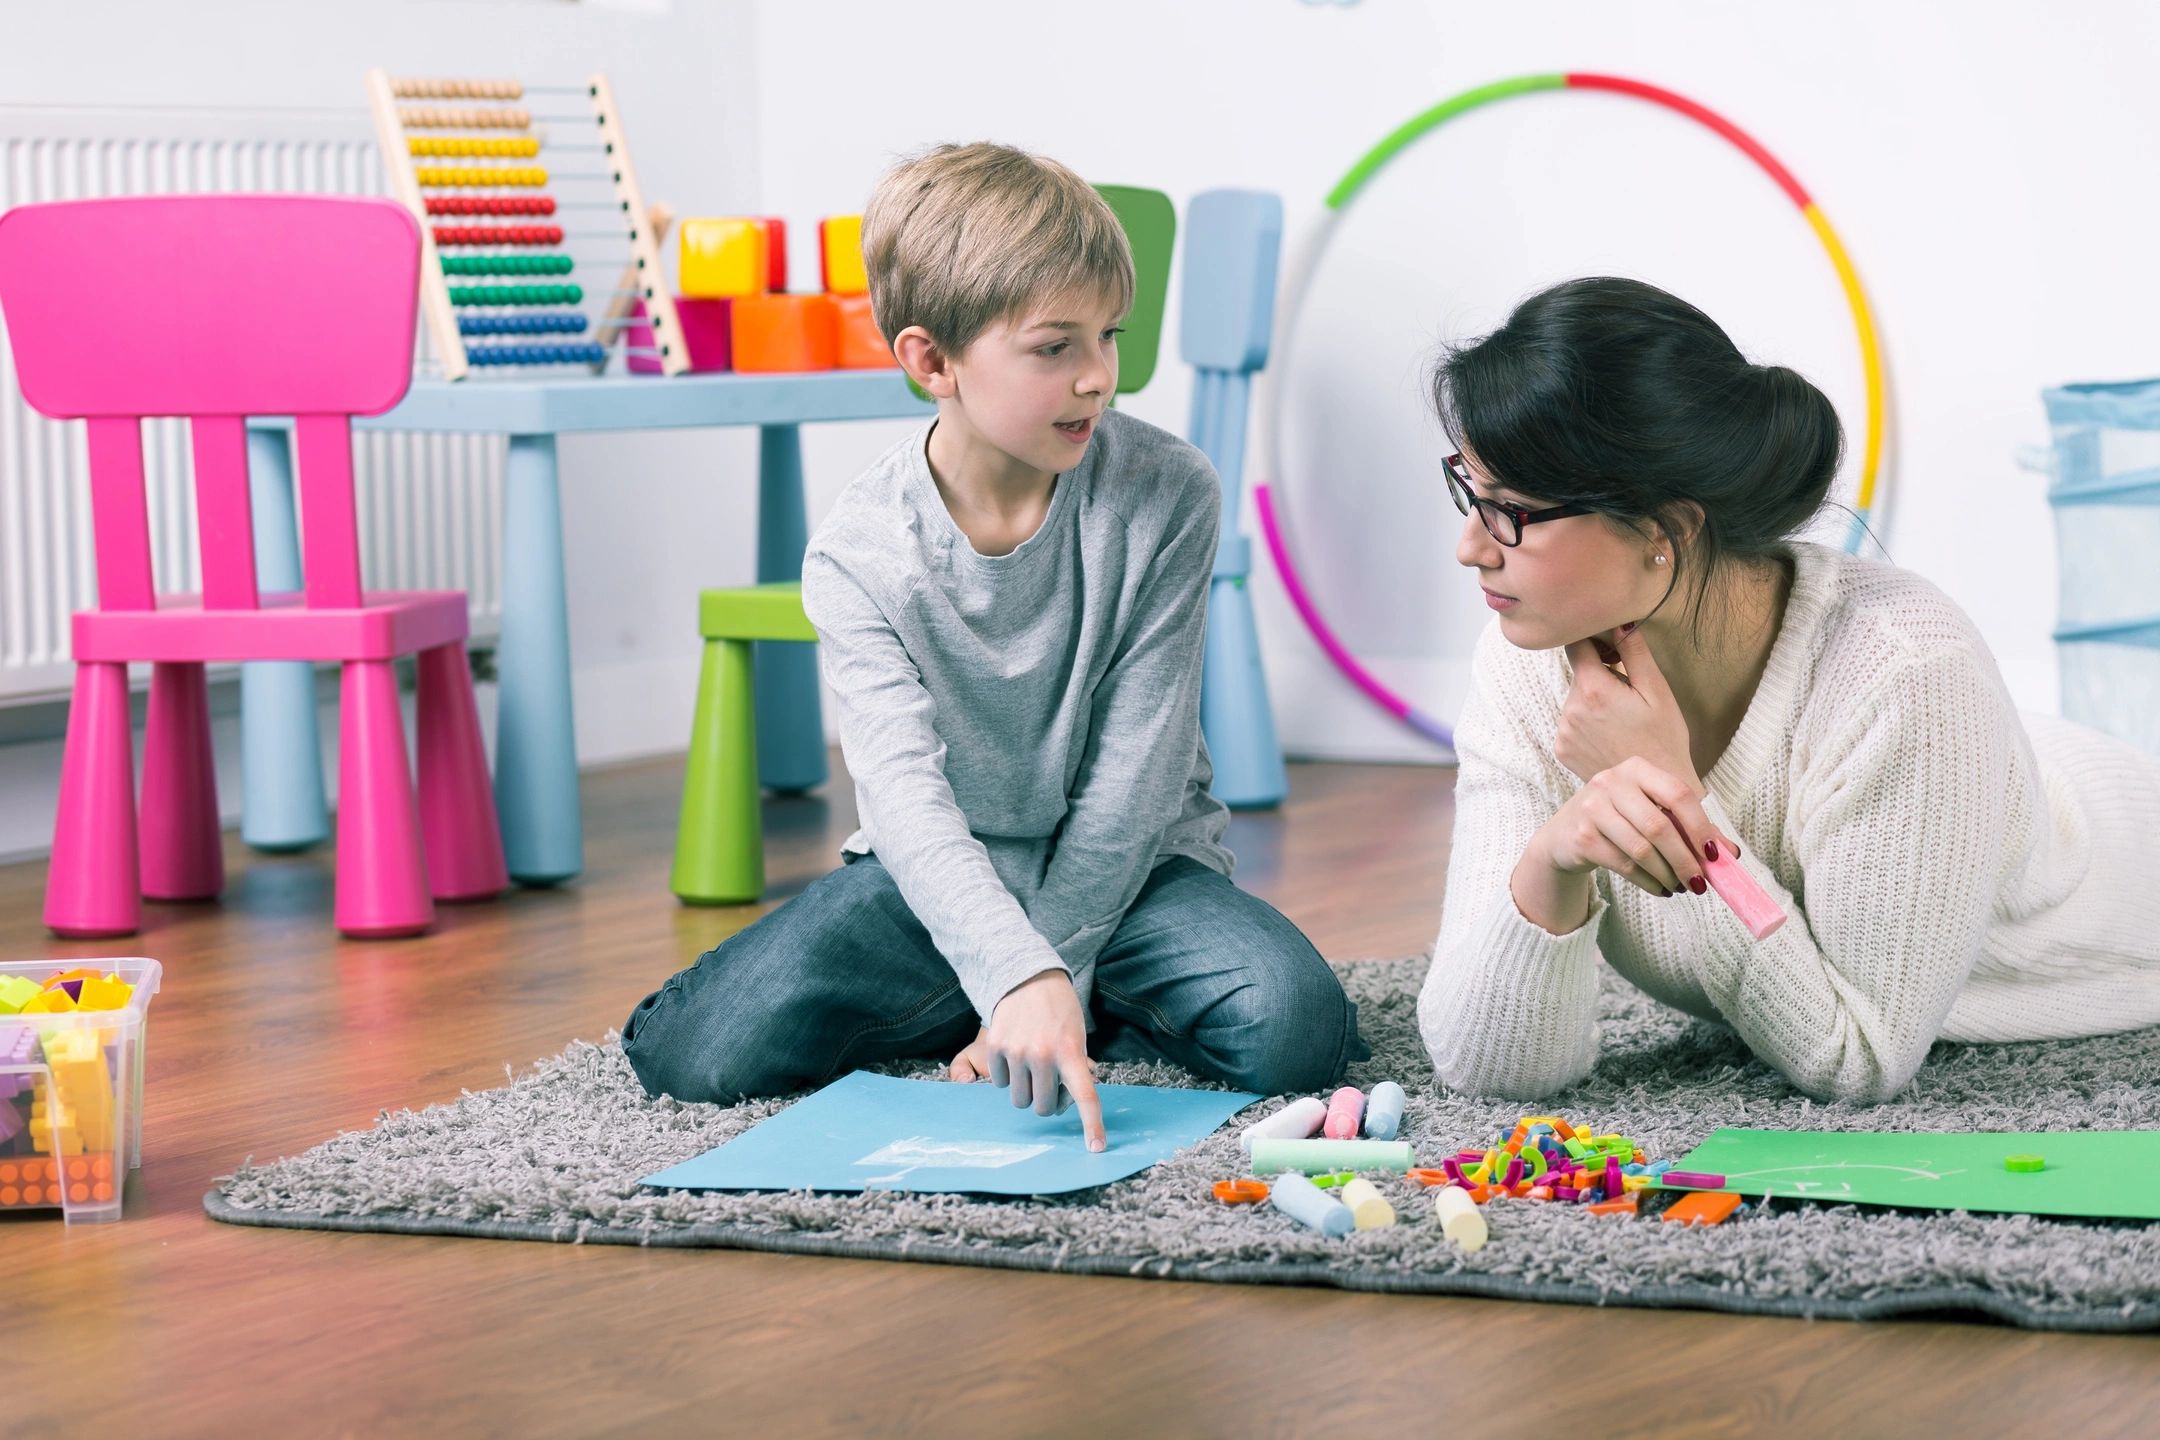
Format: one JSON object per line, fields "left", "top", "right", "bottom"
{"left": 856, "top": 1136, "right": 1053, "bottom": 1184}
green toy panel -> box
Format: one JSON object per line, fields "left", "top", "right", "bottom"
{"left": 1664, "top": 1128, "right": 2160, "bottom": 1220}
{"left": 1093, "top": 184, "right": 1174, "bottom": 395}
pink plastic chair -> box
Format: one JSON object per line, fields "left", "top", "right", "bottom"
{"left": 0, "top": 194, "right": 507, "bottom": 938}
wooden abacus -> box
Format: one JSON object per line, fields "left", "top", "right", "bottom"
{"left": 364, "top": 70, "right": 687, "bottom": 380}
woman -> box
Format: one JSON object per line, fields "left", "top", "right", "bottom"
{"left": 1417, "top": 276, "right": 2160, "bottom": 1103}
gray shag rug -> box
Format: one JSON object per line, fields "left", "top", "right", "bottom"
{"left": 206, "top": 958, "right": 2160, "bottom": 1332}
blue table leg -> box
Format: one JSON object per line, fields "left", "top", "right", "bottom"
{"left": 240, "top": 427, "right": 330, "bottom": 851}
{"left": 755, "top": 423, "right": 829, "bottom": 793}
{"left": 495, "top": 433, "right": 583, "bottom": 885}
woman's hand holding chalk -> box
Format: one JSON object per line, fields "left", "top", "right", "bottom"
{"left": 1663, "top": 809, "right": 1786, "bottom": 940}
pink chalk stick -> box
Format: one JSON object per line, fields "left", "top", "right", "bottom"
{"left": 1702, "top": 849, "right": 1786, "bottom": 939}
{"left": 1664, "top": 808, "right": 1786, "bottom": 940}
{"left": 1323, "top": 1086, "right": 1366, "bottom": 1140}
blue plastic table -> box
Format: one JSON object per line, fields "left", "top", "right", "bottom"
{"left": 243, "top": 371, "right": 931, "bottom": 885}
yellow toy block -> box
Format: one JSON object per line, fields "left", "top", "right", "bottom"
{"left": 820, "top": 214, "right": 867, "bottom": 295}
{"left": 21, "top": 989, "right": 75, "bottom": 1014}
{"left": 76, "top": 976, "right": 133, "bottom": 1011}
{"left": 680, "top": 217, "right": 770, "bottom": 299}
{"left": 42, "top": 1030, "right": 114, "bottom": 1151}
{"left": 30, "top": 1096, "right": 82, "bottom": 1157}
{"left": 0, "top": 974, "right": 38, "bottom": 1013}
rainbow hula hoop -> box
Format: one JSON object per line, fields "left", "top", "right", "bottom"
{"left": 1253, "top": 73, "right": 1890, "bottom": 748}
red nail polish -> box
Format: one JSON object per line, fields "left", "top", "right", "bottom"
{"left": 1704, "top": 840, "right": 1719, "bottom": 862}
{"left": 1619, "top": 622, "right": 1638, "bottom": 637}
{"left": 1689, "top": 876, "right": 1707, "bottom": 895}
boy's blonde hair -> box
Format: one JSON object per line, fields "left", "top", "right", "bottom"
{"left": 863, "top": 142, "right": 1134, "bottom": 357}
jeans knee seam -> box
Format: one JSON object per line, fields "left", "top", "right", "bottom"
{"left": 1095, "top": 978, "right": 1186, "bottom": 1041}
{"left": 819, "top": 979, "right": 966, "bottom": 1085}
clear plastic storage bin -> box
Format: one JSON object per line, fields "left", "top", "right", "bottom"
{"left": 0, "top": 957, "right": 161, "bottom": 1222}
{"left": 2039, "top": 381, "right": 2160, "bottom": 759}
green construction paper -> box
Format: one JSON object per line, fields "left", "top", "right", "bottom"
{"left": 1662, "top": 1129, "right": 2160, "bottom": 1220}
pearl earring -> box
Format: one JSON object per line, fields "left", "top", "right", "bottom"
{"left": 1654, "top": 553, "right": 1668, "bottom": 566}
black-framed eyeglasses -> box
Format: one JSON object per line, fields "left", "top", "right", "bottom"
{"left": 1442, "top": 453, "right": 1592, "bottom": 547}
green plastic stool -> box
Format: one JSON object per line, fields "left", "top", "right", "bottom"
{"left": 672, "top": 582, "right": 818, "bottom": 904}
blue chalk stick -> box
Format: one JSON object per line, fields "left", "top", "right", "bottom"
{"left": 1362, "top": 1081, "right": 1407, "bottom": 1141}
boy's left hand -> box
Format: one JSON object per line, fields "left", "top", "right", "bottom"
{"left": 1556, "top": 625, "right": 1702, "bottom": 795}
{"left": 948, "top": 1029, "right": 993, "bottom": 1082}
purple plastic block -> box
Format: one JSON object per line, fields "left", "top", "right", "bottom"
{"left": 1605, "top": 1156, "right": 1623, "bottom": 1195}
{"left": 0, "top": 1027, "right": 36, "bottom": 1101}
{"left": 0, "top": 1103, "right": 21, "bottom": 1147}
{"left": 56, "top": 979, "right": 84, "bottom": 1001}
{"left": 1553, "top": 1186, "right": 1580, "bottom": 1201}
{"left": 1662, "top": 1170, "right": 1727, "bottom": 1189}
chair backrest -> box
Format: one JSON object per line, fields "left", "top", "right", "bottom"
{"left": 1180, "top": 190, "right": 1282, "bottom": 494}
{"left": 1094, "top": 184, "right": 1175, "bottom": 396}
{"left": 0, "top": 194, "right": 421, "bottom": 611}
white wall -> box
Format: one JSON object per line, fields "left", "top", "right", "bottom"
{"left": 752, "top": 0, "right": 2160, "bottom": 761}
{"left": 0, "top": 0, "right": 768, "bottom": 857}
{"left": 4, "top": 1, "right": 2157, "bottom": 862}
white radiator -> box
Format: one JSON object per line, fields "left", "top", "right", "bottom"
{"left": 0, "top": 107, "right": 504, "bottom": 705}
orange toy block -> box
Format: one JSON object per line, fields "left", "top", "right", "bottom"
{"left": 1661, "top": 1190, "right": 1744, "bottom": 1227}
{"left": 680, "top": 217, "right": 770, "bottom": 299}
{"left": 0, "top": 1154, "right": 116, "bottom": 1208}
{"left": 835, "top": 294, "right": 895, "bottom": 369}
{"left": 820, "top": 214, "right": 867, "bottom": 295}
{"left": 731, "top": 293, "right": 838, "bottom": 373}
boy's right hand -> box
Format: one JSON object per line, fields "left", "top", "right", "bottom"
{"left": 985, "top": 970, "right": 1107, "bottom": 1152}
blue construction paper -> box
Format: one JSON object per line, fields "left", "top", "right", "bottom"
{"left": 641, "top": 1070, "right": 1261, "bottom": 1196}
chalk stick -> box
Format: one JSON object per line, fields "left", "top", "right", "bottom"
{"left": 1339, "top": 1176, "right": 1396, "bottom": 1230}
{"left": 1268, "top": 1170, "right": 1354, "bottom": 1238}
{"left": 1323, "top": 1085, "right": 1365, "bottom": 1139}
{"left": 1239, "top": 1096, "right": 1326, "bottom": 1155}
{"left": 1433, "top": 1183, "right": 1488, "bottom": 1253}
{"left": 1362, "top": 1081, "right": 1407, "bottom": 1140}
{"left": 1702, "top": 848, "right": 1786, "bottom": 940}
{"left": 1249, "top": 1138, "right": 1415, "bottom": 1175}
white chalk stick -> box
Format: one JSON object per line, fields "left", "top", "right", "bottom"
{"left": 1239, "top": 1096, "right": 1327, "bottom": 1155}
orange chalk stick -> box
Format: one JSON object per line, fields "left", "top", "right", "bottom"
{"left": 1586, "top": 1193, "right": 1640, "bottom": 1216}
{"left": 1661, "top": 1190, "right": 1743, "bottom": 1227}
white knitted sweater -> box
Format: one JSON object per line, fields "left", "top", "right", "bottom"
{"left": 1418, "top": 540, "right": 2160, "bottom": 1103}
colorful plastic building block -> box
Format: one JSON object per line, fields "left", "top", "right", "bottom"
{"left": 680, "top": 217, "right": 770, "bottom": 299}
{"left": 0, "top": 974, "right": 38, "bottom": 1013}
{"left": 0, "top": 1154, "right": 115, "bottom": 1208}
{"left": 30, "top": 1095, "right": 81, "bottom": 1156}
{"left": 21, "top": 989, "right": 74, "bottom": 1014}
{"left": 819, "top": 214, "right": 866, "bottom": 295}
{"left": 834, "top": 294, "right": 894, "bottom": 369}
{"left": 730, "top": 293, "right": 837, "bottom": 372}
{"left": 75, "top": 975, "right": 132, "bottom": 1011}
{"left": 674, "top": 297, "right": 735, "bottom": 372}
{"left": 42, "top": 1029, "right": 113, "bottom": 1151}
{"left": 1662, "top": 1190, "right": 1744, "bottom": 1226}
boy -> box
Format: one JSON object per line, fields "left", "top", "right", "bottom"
{"left": 622, "top": 143, "right": 1365, "bottom": 1148}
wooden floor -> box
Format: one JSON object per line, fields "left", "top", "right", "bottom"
{"left": 2, "top": 754, "right": 2151, "bottom": 1436}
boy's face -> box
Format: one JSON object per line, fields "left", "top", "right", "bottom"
{"left": 943, "top": 287, "right": 1124, "bottom": 478}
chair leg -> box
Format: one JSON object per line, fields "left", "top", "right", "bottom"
{"left": 671, "top": 637, "right": 764, "bottom": 904}
{"left": 140, "top": 661, "right": 225, "bottom": 901}
{"left": 415, "top": 642, "right": 508, "bottom": 902}
{"left": 46, "top": 661, "right": 141, "bottom": 938}
{"left": 334, "top": 659, "right": 433, "bottom": 938}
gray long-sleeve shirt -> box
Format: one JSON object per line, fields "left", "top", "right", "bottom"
{"left": 800, "top": 408, "right": 1233, "bottom": 1025}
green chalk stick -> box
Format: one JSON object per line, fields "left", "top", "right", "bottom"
{"left": 1249, "top": 1138, "right": 1415, "bottom": 1175}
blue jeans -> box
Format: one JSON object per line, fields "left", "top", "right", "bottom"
{"left": 622, "top": 854, "right": 1367, "bottom": 1104}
